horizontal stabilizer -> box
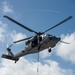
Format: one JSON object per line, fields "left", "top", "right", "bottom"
{"left": 2, "top": 54, "right": 19, "bottom": 61}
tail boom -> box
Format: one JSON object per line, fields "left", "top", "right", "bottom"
{"left": 2, "top": 54, "right": 19, "bottom": 63}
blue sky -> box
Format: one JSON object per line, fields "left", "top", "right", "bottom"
{"left": 0, "top": 0, "right": 75, "bottom": 75}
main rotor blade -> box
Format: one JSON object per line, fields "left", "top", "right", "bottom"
{"left": 44, "top": 16, "right": 72, "bottom": 33}
{"left": 4, "top": 15, "right": 38, "bottom": 34}
{"left": 14, "top": 36, "right": 33, "bottom": 43}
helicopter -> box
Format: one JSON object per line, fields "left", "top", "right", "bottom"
{"left": 2, "top": 15, "right": 72, "bottom": 63}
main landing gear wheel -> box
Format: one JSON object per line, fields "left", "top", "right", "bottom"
{"left": 48, "top": 48, "right": 51, "bottom": 53}
{"left": 15, "top": 58, "right": 19, "bottom": 63}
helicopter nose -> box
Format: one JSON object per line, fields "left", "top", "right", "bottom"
{"left": 55, "top": 37, "right": 61, "bottom": 42}
{"left": 58, "top": 37, "right": 61, "bottom": 41}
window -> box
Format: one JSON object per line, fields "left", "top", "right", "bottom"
{"left": 39, "top": 36, "right": 42, "bottom": 41}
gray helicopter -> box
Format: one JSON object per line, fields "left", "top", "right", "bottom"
{"left": 2, "top": 15, "right": 72, "bottom": 63}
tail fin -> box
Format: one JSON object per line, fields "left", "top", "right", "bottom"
{"left": 2, "top": 54, "right": 19, "bottom": 63}
{"left": 1, "top": 48, "right": 19, "bottom": 63}
{"left": 6, "top": 48, "right": 14, "bottom": 56}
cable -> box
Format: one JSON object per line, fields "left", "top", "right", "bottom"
{"left": 37, "top": 52, "right": 39, "bottom": 75}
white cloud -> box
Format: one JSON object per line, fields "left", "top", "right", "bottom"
{"left": 40, "top": 49, "right": 51, "bottom": 58}
{"left": 10, "top": 31, "right": 26, "bottom": 42}
{"left": 0, "top": 20, "right": 26, "bottom": 44}
{"left": 0, "top": 58, "right": 74, "bottom": 75}
{"left": 55, "top": 32, "right": 75, "bottom": 63}
{"left": 2, "top": 1, "right": 14, "bottom": 14}
{"left": 0, "top": 21, "right": 7, "bottom": 42}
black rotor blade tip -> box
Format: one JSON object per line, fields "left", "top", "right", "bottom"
{"left": 69, "top": 16, "right": 72, "bottom": 19}
{"left": 3, "top": 15, "right": 7, "bottom": 17}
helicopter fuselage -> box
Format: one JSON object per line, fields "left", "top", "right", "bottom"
{"left": 2, "top": 15, "right": 72, "bottom": 63}
{"left": 14, "top": 34, "right": 60, "bottom": 58}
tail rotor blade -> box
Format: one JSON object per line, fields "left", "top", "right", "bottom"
{"left": 6, "top": 44, "right": 13, "bottom": 49}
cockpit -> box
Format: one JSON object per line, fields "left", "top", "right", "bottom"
{"left": 26, "top": 35, "right": 43, "bottom": 47}
{"left": 26, "top": 40, "right": 30, "bottom": 45}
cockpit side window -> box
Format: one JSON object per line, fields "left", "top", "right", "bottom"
{"left": 32, "top": 37, "right": 38, "bottom": 47}
{"left": 49, "top": 36, "right": 52, "bottom": 40}
{"left": 26, "top": 40, "right": 30, "bottom": 45}
{"left": 39, "top": 36, "right": 42, "bottom": 41}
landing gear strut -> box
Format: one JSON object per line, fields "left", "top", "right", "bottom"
{"left": 15, "top": 58, "right": 19, "bottom": 63}
{"left": 48, "top": 47, "right": 51, "bottom": 53}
